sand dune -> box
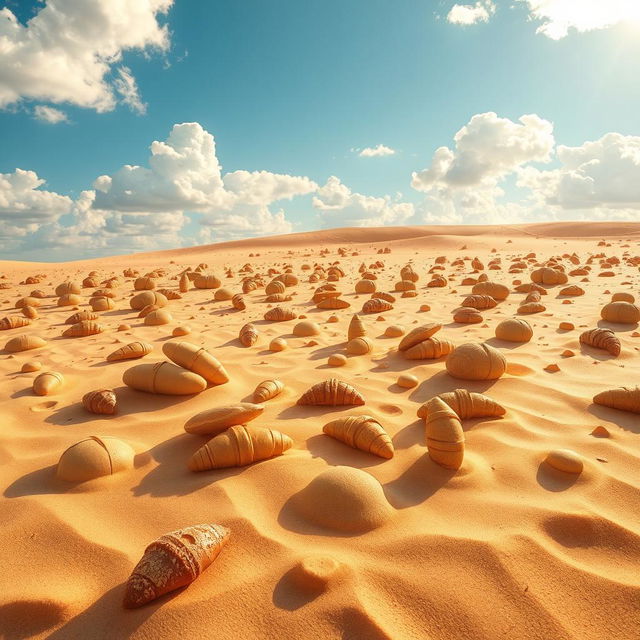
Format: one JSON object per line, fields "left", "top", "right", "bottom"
{"left": 0, "top": 223, "right": 639, "bottom": 639}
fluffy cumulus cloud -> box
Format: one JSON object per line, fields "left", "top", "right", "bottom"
{"left": 313, "top": 176, "right": 414, "bottom": 227}
{"left": 518, "top": 133, "right": 640, "bottom": 210}
{"left": 447, "top": 1, "right": 495, "bottom": 25}
{"left": 518, "top": 0, "right": 640, "bottom": 39}
{"left": 0, "top": 169, "right": 72, "bottom": 243}
{"left": 412, "top": 112, "right": 555, "bottom": 191}
{"left": 0, "top": 0, "right": 172, "bottom": 113}
{"left": 358, "top": 144, "right": 396, "bottom": 158}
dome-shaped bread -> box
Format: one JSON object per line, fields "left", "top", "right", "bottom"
{"left": 123, "top": 362, "right": 207, "bottom": 395}
{"left": 354, "top": 279, "right": 376, "bottom": 294}
{"left": 593, "top": 387, "right": 640, "bottom": 413}
{"left": 107, "top": 342, "right": 153, "bottom": 361}
{"left": 33, "top": 371, "right": 64, "bottom": 396}
{"left": 398, "top": 323, "right": 442, "bottom": 351}
{"left": 57, "top": 293, "right": 83, "bottom": 307}
{"left": 495, "top": 318, "right": 533, "bottom": 343}
{"left": 446, "top": 342, "right": 506, "bottom": 380}
{"left": 600, "top": 301, "right": 640, "bottom": 324}
{"left": 57, "top": 436, "right": 134, "bottom": 482}
{"left": 193, "top": 274, "right": 221, "bottom": 289}
{"left": 461, "top": 294, "right": 497, "bottom": 309}
{"left": 90, "top": 296, "right": 115, "bottom": 311}
{"left": 453, "top": 307, "right": 483, "bottom": 324}
{"left": 144, "top": 309, "right": 172, "bottom": 325}
{"left": 471, "top": 281, "right": 509, "bottom": 300}
{"left": 5, "top": 334, "right": 47, "bottom": 352}
{"left": 184, "top": 402, "right": 265, "bottom": 435}
{"left": 55, "top": 281, "right": 82, "bottom": 296}
{"left": 239, "top": 323, "right": 258, "bottom": 346}
{"left": 130, "top": 291, "right": 168, "bottom": 310}
{"left": 402, "top": 337, "right": 454, "bottom": 360}
{"left": 531, "top": 267, "right": 567, "bottom": 285}
{"left": 134, "top": 277, "right": 156, "bottom": 290}
{"left": 82, "top": 389, "right": 117, "bottom": 415}
{"left": 346, "top": 336, "right": 373, "bottom": 355}
{"left": 253, "top": 379, "right": 284, "bottom": 402}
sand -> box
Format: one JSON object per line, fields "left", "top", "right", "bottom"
{"left": 0, "top": 222, "right": 639, "bottom": 640}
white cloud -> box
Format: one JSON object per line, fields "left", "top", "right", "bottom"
{"left": 113, "top": 66, "right": 147, "bottom": 115}
{"left": 0, "top": 169, "right": 72, "bottom": 240}
{"left": 358, "top": 144, "right": 396, "bottom": 158}
{"left": 313, "top": 176, "right": 414, "bottom": 227}
{"left": 447, "top": 1, "right": 495, "bottom": 25}
{"left": 517, "top": 132, "right": 640, "bottom": 209}
{"left": 519, "top": 0, "right": 640, "bottom": 39}
{"left": 0, "top": 0, "right": 172, "bottom": 113}
{"left": 33, "top": 105, "right": 69, "bottom": 124}
{"left": 412, "top": 112, "right": 555, "bottom": 191}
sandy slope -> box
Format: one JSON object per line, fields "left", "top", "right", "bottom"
{"left": 0, "top": 222, "right": 639, "bottom": 640}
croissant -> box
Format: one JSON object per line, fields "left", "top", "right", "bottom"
{"left": 298, "top": 378, "right": 365, "bottom": 406}
{"left": 239, "top": 323, "right": 258, "bottom": 346}
{"left": 427, "top": 275, "right": 447, "bottom": 288}
{"left": 579, "top": 328, "right": 620, "bottom": 356}
{"left": 417, "top": 389, "right": 505, "bottom": 420}
{"left": 525, "top": 291, "right": 541, "bottom": 302}
{"left": 317, "top": 297, "right": 350, "bottom": 310}
{"left": 495, "top": 318, "right": 533, "bottom": 343}
{"left": 162, "top": 341, "right": 229, "bottom": 385}
{"left": 398, "top": 323, "right": 442, "bottom": 351}
{"left": 600, "top": 301, "right": 640, "bottom": 324}
{"left": 83, "top": 389, "right": 117, "bottom": 415}
{"left": 253, "top": 379, "right": 284, "bottom": 402}
{"left": 5, "top": 334, "right": 46, "bottom": 352}
{"left": 461, "top": 295, "right": 497, "bottom": 309}
{"left": 362, "top": 298, "right": 393, "bottom": 313}
{"left": 188, "top": 425, "right": 292, "bottom": 471}
{"left": 123, "top": 362, "right": 207, "bottom": 395}
{"left": 144, "top": 309, "right": 172, "bottom": 326}
{"left": 123, "top": 524, "right": 230, "bottom": 608}
{"left": 66, "top": 311, "right": 99, "bottom": 325}
{"left": 446, "top": 342, "right": 506, "bottom": 380}
{"left": 424, "top": 397, "right": 464, "bottom": 469}
{"left": 323, "top": 415, "right": 393, "bottom": 459}
{"left": 374, "top": 292, "right": 396, "bottom": 303}
{"left": 264, "top": 306, "right": 298, "bottom": 321}
{"left": 347, "top": 314, "right": 366, "bottom": 341}
{"left": 193, "top": 274, "right": 222, "bottom": 289}
{"left": 107, "top": 342, "right": 153, "bottom": 361}
{"left": 184, "top": 403, "right": 265, "bottom": 436}
{"left": 593, "top": 387, "right": 640, "bottom": 414}
{"left": 57, "top": 436, "right": 134, "bottom": 482}
{"left": 242, "top": 280, "right": 257, "bottom": 294}
{"left": 63, "top": 320, "right": 105, "bottom": 337}
{"left": 232, "top": 293, "right": 246, "bottom": 310}
{"left": 33, "top": 371, "right": 64, "bottom": 396}
{"left": 0, "top": 316, "right": 31, "bottom": 330}
{"left": 403, "top": 337, "right": 454, "bottom": 360}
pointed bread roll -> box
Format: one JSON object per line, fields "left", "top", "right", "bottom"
{"left": 323, "top": 415, "right": 393, "bottom": 459}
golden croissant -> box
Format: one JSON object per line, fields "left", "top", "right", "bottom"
{"left": 0, "top": 316, "right": 31, "bottom": 330}
{"left": 593, "top": 387, "right": 640, "bottom": 414}
{"left": 316, "top": 297, "right": 350, "bottom": 310}
{"left": 579, "top": 328, "right": 620, "bottom": 356}
{"left": 403, "top": 337, "right": 454, "bottom": 360}
{"left": 65, "top": 311, "right": 99, "bottom": 325}
{"left": 123, "top": 524, "right": 230, "bottom": 608}
{"left": 63, "top": 320, "right": 105, "bottom": 337}
{"left": 239, "top": 323, "right": 258, "bottom": 346}
{"left": 253, "top": 379, "right": 284, "bottom": 402}
{"left": 298, "top": 378, "right": 365, "bottom": 406}
{"left": 264, "top": 306, "right": 298, "bottom": 321}
{"left": 232, "top": 293, "right": 246, "bottom": 310}
{"left": 188, "top": 425, "right": 292, "bottom": 471}
{"left": 347, "top": 314, "right": 366, "bottom": 341}
{"left": 83, "top": 389, "right": 117, "bottom": 415}
{"left": 323, "top": 415, "right": 393, "bottom": 459}
{"left": 417, "top": 389, "right": 505, "bottom": 420}
{"left": 424, "top": 397, "right": 465, "bottom": 470}
{"left": 107, "top": 342, "right": 153, "bottom": 361}
{"left": 362, "top": 298, "right": 393, "bottom": 313}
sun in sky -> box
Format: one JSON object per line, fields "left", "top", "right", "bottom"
{"left": 0, "top": 0, "right": 639, "bottom": 260}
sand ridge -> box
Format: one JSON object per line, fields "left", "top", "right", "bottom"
{"left": 0, "top": 222, "right": 639, "bottom": 639}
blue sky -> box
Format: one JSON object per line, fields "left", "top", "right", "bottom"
{"left": 1, "top": 0, "right": 639, "bottom": 260}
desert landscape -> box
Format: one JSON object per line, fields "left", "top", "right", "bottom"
{"left": 0, "top": 222, "right": 638, "bottom": 640}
